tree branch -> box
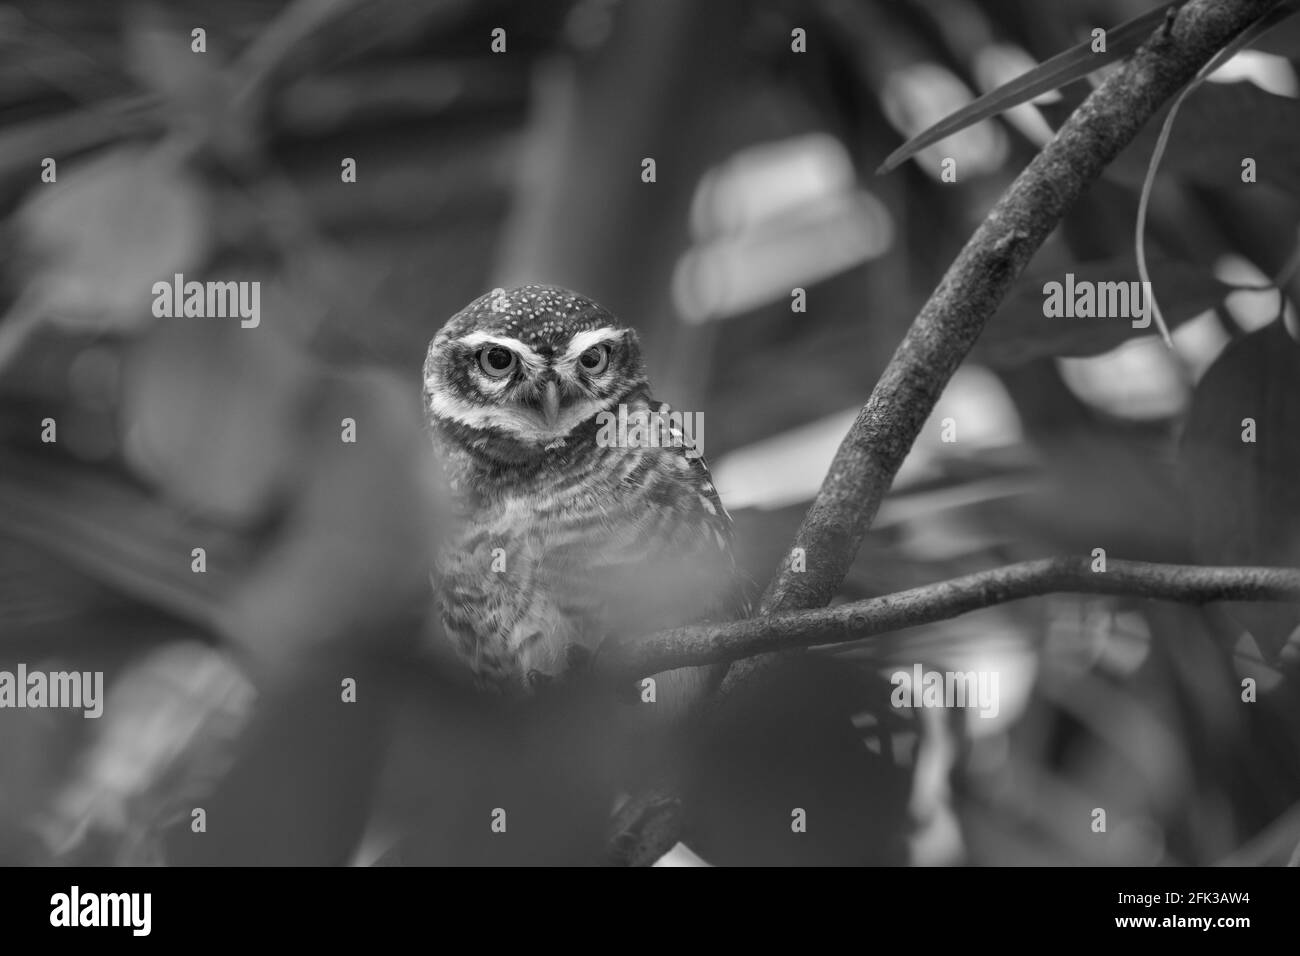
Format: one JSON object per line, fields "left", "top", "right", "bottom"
{"left": 718, "top": 0, "right": 1284, "bottom": 697}
{"left": 615, "top": 0, "right": 1285, "bottom": 866}
{"left": 598, "top": 558, "right": 1300, "bottom": 681}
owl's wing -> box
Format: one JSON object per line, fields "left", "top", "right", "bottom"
{"left": 643, "top": 396, "right": 753, "bottom": 623}
{"left": 575, "top": 398, "right": 750, "bottom": 724}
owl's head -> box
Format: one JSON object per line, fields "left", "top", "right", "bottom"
{"left": 423, "top": 285, "right": 648, "bottom": 450}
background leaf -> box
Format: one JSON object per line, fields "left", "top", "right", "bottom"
{"left": 877, "top": 3, "right": 1179, "bottom": 173}
{"left": 1180, "top": 319, "right": 1300, "bottom": 659}
{"left": 1044, "top": 81, "right": 1300, "bottom": 198}
{"left": 15, "top": 145, "right": 211, "bottom": 331}
{"left": 1245, "top": 2, "right": 1300, "bottom": 56}
{"left": 976, "top": 257, "right": 1230, "bottom": 366}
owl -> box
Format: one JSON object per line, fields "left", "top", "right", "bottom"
{"left": 422, "top": 285, "right": 745, "bottom": 709}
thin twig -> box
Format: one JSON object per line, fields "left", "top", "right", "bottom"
{"left": 598, "top": 558, "right": 1300, "bottom": 681}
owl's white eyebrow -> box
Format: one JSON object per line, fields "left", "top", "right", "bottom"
{"left": 560, "top": 328, "right": 624, "bottom": 364}
{"left": 456, "top": 332, "right": 545, "bottom": 368}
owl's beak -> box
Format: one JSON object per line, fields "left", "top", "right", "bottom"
{"left": 540, "top": 379, "right": 561, "bottom": 428}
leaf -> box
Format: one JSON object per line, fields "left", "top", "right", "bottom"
{"left": 1043, "top": 81, "right": 1300, "bottom": 197}
{"left": 124, "top": 7, "right": 258, "bottom": 163}
{"left": 0, "top": 450, "right": 239, "bottom": 631}
{"left": 15, "top": 145, "right": 211, "bottom": 331}
{"left": 976, "top": 257, "right": 1230, "bottom": 366}
{"left": 1179, "top": 319, "right": 1300, "bottom": 660}
{"left": 44, "top": 642, "right": 253, "bottom": 862}
{"left": 1242, "top": 0, "right": 1300, "bottom": 56}
{"left": 122, "top": 319, "right": 311, "bottom": 524}
{"left": 1130, "top": 7, "right": 1300, "bottom": 347}
{"left": 125, "top": 8, "right": 227, "bottom": 111}
{"left": 877, "top": 3, "right": 1180, "bottom": 173}
{"left": 878, "top": 0, "right": 1300, "bottom": 175}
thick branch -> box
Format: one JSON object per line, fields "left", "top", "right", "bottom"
{"left": 719, "top": 0, "right": 1283, "bottom": 696}
{"left": 599, "top": 559, "right": 1300, "bottom": 682}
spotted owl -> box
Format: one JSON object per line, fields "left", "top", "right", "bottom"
{"left": 422, "top": 285, "right": 745, "bottom": 707}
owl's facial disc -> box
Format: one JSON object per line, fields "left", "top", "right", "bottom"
{"left": 427, "top": 326, "right": 641, "bottom": 445}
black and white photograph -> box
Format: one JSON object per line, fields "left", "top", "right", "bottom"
{"left": 0, "top": 0, "right": 1295, "bottom": 926}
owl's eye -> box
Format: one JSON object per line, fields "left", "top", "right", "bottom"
{"left": 478, "top": 346, "right": 517, "bottom": 377}
{"left": 578, "top": 344, "right": 610, "bottom": 374}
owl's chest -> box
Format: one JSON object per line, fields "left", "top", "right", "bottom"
{"left": 441, "top": 461, "right": 643, "bottom": 596}
{"left": 434, "top": 436, "right": 732, "bottom": 682}
{"left": 434, "top": 455, "right": 641, "bottom": 671}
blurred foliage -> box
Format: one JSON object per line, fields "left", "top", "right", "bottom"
{"left": 1, "top": 0, "right": 1300, "bottom": 867}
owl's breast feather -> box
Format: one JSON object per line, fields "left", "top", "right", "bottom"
{"left": 434, "top": 415, "right": 740, "bottom": 686}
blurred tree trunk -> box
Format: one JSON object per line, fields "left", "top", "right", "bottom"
{"left": 493, "top": 0, "right": 743, "bottom": 409}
